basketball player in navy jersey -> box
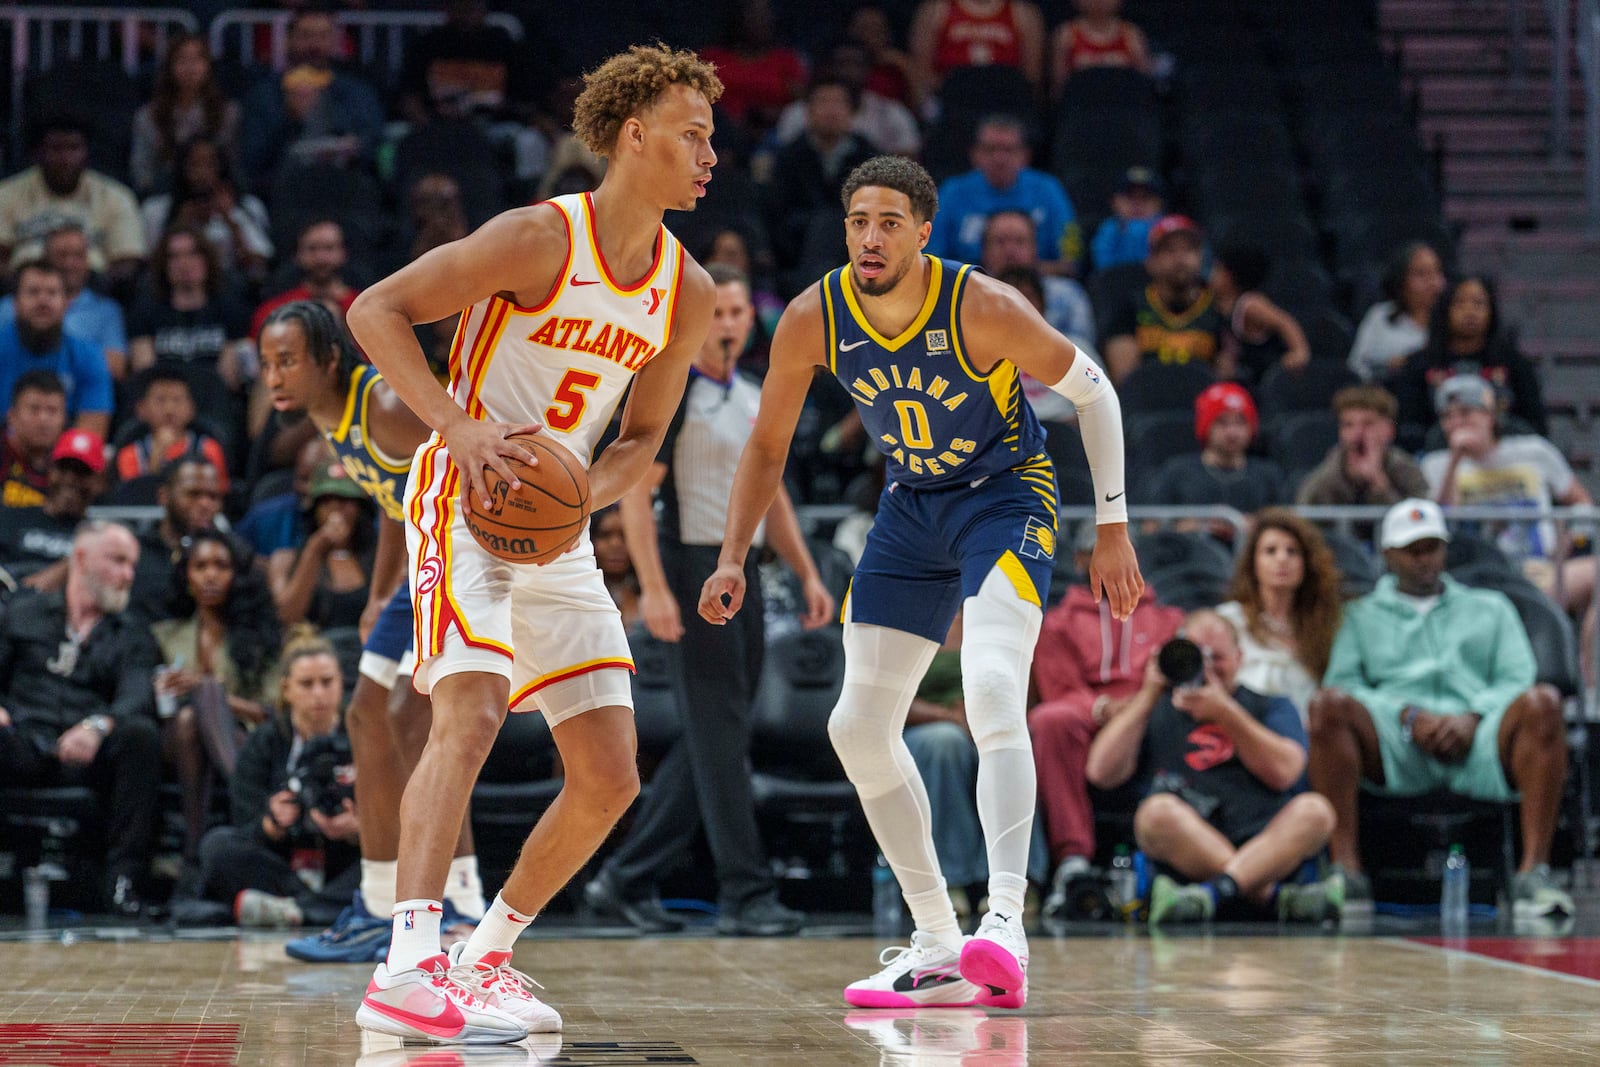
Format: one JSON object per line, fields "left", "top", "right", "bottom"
{"left": 701, "top": 156, "right": 1142, "bottom": 1010}
{"left": 258, "top": 301, "right": 489, "bottom": 966}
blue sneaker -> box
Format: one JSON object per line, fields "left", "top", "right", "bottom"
{"left": 441, "top": 897, "right": 482, "bottom": 942}
{"left": 285, "top": 892, "right": 392, "bottom": 963}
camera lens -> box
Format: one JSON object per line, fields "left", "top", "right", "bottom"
{"left": 1158, "top": 637, "right": 1205, "bottom": 688}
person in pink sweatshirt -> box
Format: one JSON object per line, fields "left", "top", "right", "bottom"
{"left": 1029, "top": 520, "right": 1182, "bottom": 917}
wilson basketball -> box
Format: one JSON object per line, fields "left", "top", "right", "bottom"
{"left": 464, "top": 433, "right": 591, "bottom": 564}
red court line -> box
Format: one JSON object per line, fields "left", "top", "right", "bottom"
{"left": 1410, "top": 936, "right": 1600, "bottom": 982}
{"left": 0, "top": 1023, "right": 240, "bottom": 1065}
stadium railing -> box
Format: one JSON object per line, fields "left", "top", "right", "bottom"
{"left": 208, "top": 8, "right": 524, "bottom": 75}
{"left": 2, "top": 6, "right": 198, "bottom": 157}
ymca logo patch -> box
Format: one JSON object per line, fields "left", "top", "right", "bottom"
{"left": 924, "top": 329, "right": 949, "bottom": 353}
{"left": 1019, "top": 516, "right": 1056, "bottom": 560}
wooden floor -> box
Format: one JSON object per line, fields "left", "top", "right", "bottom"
{"left": 5, "top": 926, "right": 1600, "bottom": 1065}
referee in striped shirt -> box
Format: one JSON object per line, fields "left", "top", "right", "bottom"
{"left": 583, "top": 264, "right": 834, "bottom": 935}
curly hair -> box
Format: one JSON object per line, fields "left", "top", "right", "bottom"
{"left": 571, "top": 44, "right": 724, "bottom": 158}
{"left": 1227, "top": 508, "right": 1342, "bottom": 680}
{"left": 168, "top": 528, "right": 282, "bottom": 695}
{"left": 841, "top": 155, "right": 940, "bottom": 223}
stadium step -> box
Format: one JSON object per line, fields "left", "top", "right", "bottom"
{"left": 1380, "top": 0, "right": 1555, "bottom": 36}
{"left": 1386, "top": 0, "right": 1598, "bottom": 498}
{"left": 1393, "top": 34, "right": 1560, "bottom": 78}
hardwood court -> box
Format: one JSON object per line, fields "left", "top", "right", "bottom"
{"left": 4, "top": 930, "right": 1600, "bottom": 1065}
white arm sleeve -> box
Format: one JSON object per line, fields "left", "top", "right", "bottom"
{"left": 1046, "top": 347, "right": 1128, "bottom": 524}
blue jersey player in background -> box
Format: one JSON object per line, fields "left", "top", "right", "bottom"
{"left": 701, "top": 156, "right": 1143, "bottom": 1011}
{"left": 257, "top": 301, "right": 487, "bottom": 963}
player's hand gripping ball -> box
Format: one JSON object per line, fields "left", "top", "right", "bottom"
{"left": 465, "top": 433, "right": 591, "bottom": 564}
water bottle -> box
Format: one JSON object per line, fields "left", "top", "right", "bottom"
{"left": 1441, "top": 843, "right": 1470, "bottom": 934}
{"left": 1109, "top": 846, "right": 1138, "bottom": 920}
{"left": 23, "top": 867, "right": 48, "bottom": 931}
{"left": 871, "top": 854, "right": 903, "bottom": 937}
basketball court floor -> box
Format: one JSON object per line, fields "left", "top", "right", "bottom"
{"left": 6, "top": 907, "right": 1600, "bottom": 1066}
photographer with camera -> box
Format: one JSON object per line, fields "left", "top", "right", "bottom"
{"left": 197, "top": 628, "right": 359, "bottom": 927}
{"left": 1085, "top": 610, "right": 1339, "bottom": 926}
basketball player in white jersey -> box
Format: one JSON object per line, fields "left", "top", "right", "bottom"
{"left": 346, "top": 45, "right": 721, "bottom": 1045}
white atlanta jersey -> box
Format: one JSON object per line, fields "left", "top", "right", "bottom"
{"left": 405, "top": 193, "right": 688, "bottom": 681}
{"left": 439, "top": 191, "right": 687, "bottom": 465}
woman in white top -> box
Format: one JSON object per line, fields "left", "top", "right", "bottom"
{"left": 1348, "top": 241, "right": 1445, "bottom": 381}
{"left": 1215, "top": 508, "right": 1343, "bottom": 724}
{"left": 129, "top": 33, "right": 241, "bottom": 196}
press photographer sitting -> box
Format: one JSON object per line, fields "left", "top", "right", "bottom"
{"left": 1085, "top": 610, "right": 1339, "bottom": 925}
{"left": 196, "top": 628, "right": 358, "bottom": 927}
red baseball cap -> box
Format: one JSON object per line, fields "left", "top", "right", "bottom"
{"left": 1148, "top": 214, "right": 1203, "bottom": 251}
{"left": 51, "top": 428, "right": 107, "bottom": 474}
{"left": 1194, "top": 382, "right": 1258, "bottom": 444}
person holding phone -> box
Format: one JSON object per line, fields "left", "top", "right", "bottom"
{"left": 1084, "top": 609, "right": 1339, "bottom": 926}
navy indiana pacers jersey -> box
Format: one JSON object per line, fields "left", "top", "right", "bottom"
{"left": 324, "top": 363, "right": 411, "bottom": 522}
{"left": 822, "top": 255, "right": 1046, "bottom": 490}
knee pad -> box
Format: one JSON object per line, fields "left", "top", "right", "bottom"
{"left": 962, "top": 568, "right": 1043, "bottom": 754}
{"left": 827, "top": 621, "right": 938, "bottom": 796}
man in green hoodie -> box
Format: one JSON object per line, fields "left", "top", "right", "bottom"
{"left": 1308, "top": 498, "right": 1572, "bottom": 921}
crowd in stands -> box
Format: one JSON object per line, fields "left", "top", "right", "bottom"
{"left": 0, "top": 0, "right": 1589, "bottom": 932}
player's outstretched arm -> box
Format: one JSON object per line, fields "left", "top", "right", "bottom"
{"left": 699, "top": 284, "right": 827, "bottom": 624}
{"left": 586, "top": 261, "right": 715, "bottom": 511}
{"left": 960, "top": 274, "right": 1145, "bottom": 620}
{"left": 347, "top": 206, "right": 566, "bottom": 512}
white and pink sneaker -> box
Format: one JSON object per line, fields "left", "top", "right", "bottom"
{"left": 960, "top": 911, "right": 1029, "bottom": 1009}
{"left": 843, "top": 932, "right": 983, "bottom": 1008}
{"left": 446, "top": 941, "right": 563, "bottom": 1033}
{"left": 356, "top": 952, "right": 527, "bottom": 1044}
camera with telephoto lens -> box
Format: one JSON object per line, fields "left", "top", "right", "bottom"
{"left": 1157, "top": 637, "right": 1209, "bottom": 689}
{"left": 286, "top": 732, "right": 354, "bottom": 819}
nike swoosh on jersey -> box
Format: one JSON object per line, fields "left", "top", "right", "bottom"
{"left": 570, "top": 276, "right": 601, "bottom": 286}
{"left": 363, "top": 985, "right": 467, "bottom": 1037}
{"left": 839, "top": 339, "right": 869, "bottom": 352}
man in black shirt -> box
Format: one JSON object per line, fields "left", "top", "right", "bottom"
{"left": 128, "top": 457, "right": 226, "bottom": 622}
{"left": 0, "top": 520, "right": 162, "bottom": 915}
{"left": 1101, "top": 215, "right": 1226, "bottom": 384}
{"left": 1085, "top": 610, "right": 1338, "bottom": 925}
{"left": 0, "top": 426, "right": 104, "bottom": 591}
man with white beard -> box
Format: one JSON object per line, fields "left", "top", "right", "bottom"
{"left": 0, "top": 520, "right": 163, "bottom": 916}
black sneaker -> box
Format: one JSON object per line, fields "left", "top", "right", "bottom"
{"left": 105, "top": 873, "right": 145, "bottom": 919}
{"left": 717, "top": 895, "right": 804, "bottom": 937}
{"left": 582, "top": 869, "right": 684, "bottom": 933}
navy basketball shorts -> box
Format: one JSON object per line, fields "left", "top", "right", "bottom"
{"left": 846, "top": 466, "right": 1059, "bottom": 644}
{"left": 364, "top": 578, "right": 414, "bottom": 661}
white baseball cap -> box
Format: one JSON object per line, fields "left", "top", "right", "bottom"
{"left": 1380, "top": 498, "right": 1451, "bottom": 549}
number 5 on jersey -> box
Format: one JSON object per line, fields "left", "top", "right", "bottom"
{"left": 545, "top": 368, "right": 602, "bottom": 431}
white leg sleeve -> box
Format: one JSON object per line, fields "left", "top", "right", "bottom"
{"left": 962, "top": 568, "right": 1044, "bottom": 915}
{"left": 828, "top": 614, "right": 961, "bottom": 944}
